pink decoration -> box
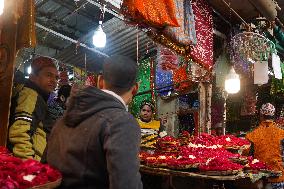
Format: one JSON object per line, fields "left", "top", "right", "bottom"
{"left": 190, "top": 0, "right": 213, "bottom": 71}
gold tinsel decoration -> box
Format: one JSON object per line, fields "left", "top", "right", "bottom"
{"left": 147, "top": 30, "right": 212, "bottom": 72}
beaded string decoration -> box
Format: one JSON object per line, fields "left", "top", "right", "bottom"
{"left": 230, "top": 32, "right": 276, "bottom": 64}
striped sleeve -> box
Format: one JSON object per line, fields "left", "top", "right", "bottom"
{"left": 9, "top": 87, "right": 38, "bottom": 159}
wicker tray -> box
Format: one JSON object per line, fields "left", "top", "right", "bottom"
{"left": 199, "top": 170, "right": 241, "bottom": 176}
{"left": 167, "top": 163, "right": 199, "bottom": 170}
{"left": 140, "top": 165, "right": 244, "bottom": 180}
{"left": 229, "top": 157, "right": 249, "bottom": 165}
{"left": 30, "top": 178, "right": 62, "bottom": 189}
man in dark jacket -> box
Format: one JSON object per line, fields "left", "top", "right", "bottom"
{"left": 47, "top": 55, "right": 142, "bottom": 189}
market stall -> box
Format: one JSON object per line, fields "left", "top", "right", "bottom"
{"left": 0, "top": 0, "right": 284, "bottom": 188}
{"left": 139, "top": 133, "right": 282, "bottom": 188}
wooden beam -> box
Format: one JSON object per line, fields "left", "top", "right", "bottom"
{"left": 0, "top": 0, "right": 18, "bottom": 146}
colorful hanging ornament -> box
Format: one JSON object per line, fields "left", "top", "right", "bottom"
{"left": 121, "top": 0, "right": 179, "bottom": 28}
{"left": 188, "top": 60, "right": 211, "bottom": 82}
{"left": 163, "top": 0, "right": 197, "bottom": 45}
{"left": 155, "top": 69, "right": 174, "bottom": 96}
{"left": 130, "top": 58, "right": 152, "bottom": 117}
{"left": 173, "top": 65, "right": 191, "bottom": 92}
{"left": 230, "top": 32, "right": 276, "bottom": 63}
{"left": 189, "top": 0, "right": 214, "bottom": 71}
{"left": 147, "top": 30, "right": 191, "bottom": 58}
{"left": 157, "top": 46, "right": 179, "bottom": 71}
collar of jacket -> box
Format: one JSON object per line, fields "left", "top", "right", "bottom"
{"left": 25, "top": 80, "right": 50, "bottom": 102}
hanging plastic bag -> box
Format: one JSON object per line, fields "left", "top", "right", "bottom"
{"left": 121, "top": 0, "right": 179, "bottom": 28}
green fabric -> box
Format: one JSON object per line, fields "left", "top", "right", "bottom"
{"left": 271, "top": 62, "right": 284, "bottom": 95}
{"left": 129, "top": 58, "right": 152, "bottom": 117}
{"left": 274, "top": 26, "right": 284, "bottom": 45}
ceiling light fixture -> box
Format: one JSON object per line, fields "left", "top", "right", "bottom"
{"left": 93, "top": 21, "right": 106, "bottom": 48}
{"left": 0, "top": 0, "right": 4, "bottom": 15}
{"left": 92, "top": 4, "right": 106, "bottom": 48}
{"left": 225, "top": 67, "right": 240, "bottom": 94}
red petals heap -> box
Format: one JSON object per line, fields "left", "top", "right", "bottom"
{"left": 199, "top": 157, "right": 244, "bottom": 171}
{"left": 0, "top": 147, "right": 61, "bottom": 189}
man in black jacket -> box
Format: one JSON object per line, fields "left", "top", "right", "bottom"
{"left": 47, "top": 55, "right": 142, "bottom": 189}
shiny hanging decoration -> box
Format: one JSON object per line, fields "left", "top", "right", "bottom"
{"left": 147, "top": 30, "right": 191, "bottom": 58}
{"left": 230, "top": 32, "right": 276, "bottom": 63}
{"left": 155, "top": 69, "right": 174, "bottom": 96}
{"left": 130, "top": 58, "right": 152, "bottom": 117}
{"left": 173, "top": 65, "right": 191, "bottom": 92}
{"left": 157, "top": 46, "right": 179, "bottom": 71}
{"left": 163, "top": 0, "right": 197, "bottom": 45}
{"left": 121, "top": 0, "right": 179, "bottom": 28}
{"left": 188, "top": 60, "right": 211, "bottom": 82}
{"left": 189, "top": 0, "right": 213, "bottom": 71}
{"left": 147, "top": 0, "right": 214, "bottom": 71}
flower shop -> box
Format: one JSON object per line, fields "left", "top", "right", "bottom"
{"left": 0, "top": 0, "right": 284, "bottom": 188}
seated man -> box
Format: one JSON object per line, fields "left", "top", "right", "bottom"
{"left": 246, "top": 103, "right": 284, "bottom": 189}
{"left": 137, "top": 101, "right": 167, "bottom": 150}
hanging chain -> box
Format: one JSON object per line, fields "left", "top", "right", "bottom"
{"left": 99, "top": 4, "right": 106, "bottom": 22}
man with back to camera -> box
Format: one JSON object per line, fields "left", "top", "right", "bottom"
{"left": 47, "top": 55, "right": 143, "bottom": 189}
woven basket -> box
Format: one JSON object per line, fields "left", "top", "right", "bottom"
{"left": 229, "top": 157, "right": 249, "bottom": 165}
{"left": 167, "top": 163, "right": 199, "bottom": 170}
{"left": 30, "top": 178, "right": 62, "bottom": 189}
{"left": 199, "top": 170, "right": 240, "bottom": 176}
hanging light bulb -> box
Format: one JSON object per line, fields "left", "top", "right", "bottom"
{"left": 92, "top": 21, "right": 106, "bottom": 48}
{"left": 225, "top": 67, "right": 240, "bottom": 94}
{"left": 27, "top": 66, "right": 32, "bottom": 75}
{"left": 0, "top": 0, "right": 4, "bottom": 15}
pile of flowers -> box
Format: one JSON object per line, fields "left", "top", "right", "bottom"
{"left": 139, "top": 134, "right": 269, "bottom": 175}
{"left": 0, "top": 147, "right": 61, "bottom": 189}
{"left": 199, "top": 157, "right": 244, "bottom": 171}
{"left": 244, "top": 156, "right": 270, "bottom": 172}
{"left": 156, "top": 136, "right": 180, "bottom": 153}
{"left": 188, "top": 133, "right": 250, "bottom": 149}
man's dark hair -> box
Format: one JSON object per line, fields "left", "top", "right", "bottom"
{"left": 58, "top": 85, "right": 71, "bottom": 99}
{"left": 262, "top": 114, "right": 274, "bottom": 120}
{"left": 31, "top": 56, "right": 56, "bottom": 75}
{"left": 102, "top": 55, "right": 138, "bottom": 96}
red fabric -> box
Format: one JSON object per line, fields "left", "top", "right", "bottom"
{"left": 190, "top": 0, "right": 213, "bottom": 71}
{"left": 173, "top": 65, "right": 191, "bottom": 92}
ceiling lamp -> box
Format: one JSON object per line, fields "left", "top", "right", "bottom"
{"left": 92, "top": 21, "right": 106, "bottom": 48}
{"left": 0, "top": 0, "right": 4, "bottom": 15}
{"left": 27, "top": 66, "right": 32, "bottom": 75}
{"left": 225, "top": 67, "right": 240, "bottom": 94}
